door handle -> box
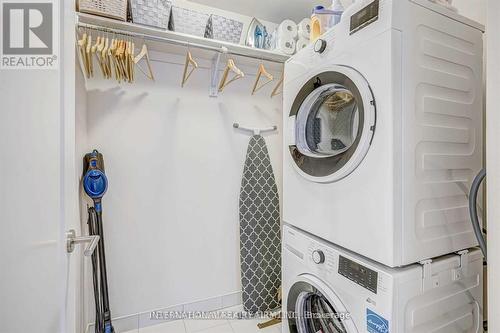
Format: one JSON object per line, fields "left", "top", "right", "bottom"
{"left": 66, "top": 229, "right": 100, "bottom": 256}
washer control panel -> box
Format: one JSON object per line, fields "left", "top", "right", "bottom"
{"left": 338, "top": 255, "right": 378, "bottom": 293}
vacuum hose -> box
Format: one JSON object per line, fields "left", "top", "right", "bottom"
{"left": 469, "top": 168, "right": 487, "bottom": 261}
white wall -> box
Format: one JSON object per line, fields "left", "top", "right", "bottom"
{"left": 453, "top": 0, "right": 486, "bottom": 25}
{"left": 78, "top": 51, "right": 283, "bottom": 324}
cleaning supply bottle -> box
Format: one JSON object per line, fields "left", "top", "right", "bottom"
{"left": 330, "top": 0, "right": 345, "bottom": 26}
{"left": 310, "top": 4, "right": 344, "bottom": 41}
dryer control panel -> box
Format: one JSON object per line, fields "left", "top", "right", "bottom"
{"left": 339, "top": 256, "right": 378, "bottom": 294}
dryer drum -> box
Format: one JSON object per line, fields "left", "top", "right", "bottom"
{"left": 288, "top": 69, "right": 375, "bottom": 181}
{"left": 295, "top": 291, "right": 347, "bottom": 333}
{"left": 288, "top": 280, "right": 350, "bottom": 333}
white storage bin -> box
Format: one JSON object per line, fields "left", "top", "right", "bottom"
{"left": 168, "top": 6, "right": 210, "bottom": 37}
{"left": 130, "top": 0, "right": 172, "bottom": 29}
{"left": 78, "top": 0, "right": 128, "bottom": 21}
{"left": 206, "top": 15, "right": 244, "bottom": 44}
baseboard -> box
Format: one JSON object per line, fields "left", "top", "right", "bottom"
{"left": 85, "top": 291, "right": 242, "bottom": 333}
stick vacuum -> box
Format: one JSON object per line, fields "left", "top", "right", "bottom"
{"left": 83, "top": 150, "right": 115, "bottom": 333}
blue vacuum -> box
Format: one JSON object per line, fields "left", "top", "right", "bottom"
{"left": 83, "top": 150, "right": 114, "bottom": 333}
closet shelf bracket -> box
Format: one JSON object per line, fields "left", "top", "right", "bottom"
{"left": 210, "top": 47, "right": 227, "bottom": 97}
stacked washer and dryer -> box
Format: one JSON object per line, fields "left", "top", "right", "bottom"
{"left": 282, "top": 0, "right": 485, "bottom": 332}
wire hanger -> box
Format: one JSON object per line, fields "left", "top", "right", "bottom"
{"left": 134, "top": 38, "right": 155, "bottom": 81}
{"left": 181, "top": 44, "right": 198, "bottom": 87}
{"left": 271, "top": 72, "right": 284, "bottom": 98}
{"left": 251, "top": 61, "right": 273, "bottom": 95}
{"left": 218, "top": 58, "right": 244, "bottom": 92}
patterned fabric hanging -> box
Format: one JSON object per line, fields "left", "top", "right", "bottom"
{"left": 239, "top": 134, "right": 281, "bottom": 314}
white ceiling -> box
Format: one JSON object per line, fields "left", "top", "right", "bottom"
{"left": 188, "top": 0, "right": 353, "bottom": 23}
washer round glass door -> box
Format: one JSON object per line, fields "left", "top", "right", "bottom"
{"left": 287, "top": 274, "right": 358, "bottom": 333}
{"left": 288, "top": 66, "right": 376, "bottom": 183}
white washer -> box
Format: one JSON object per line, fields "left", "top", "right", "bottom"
{"left": 282, "top": 225, "right": 484, "bottom": 333}
{"left": 283, "top": 0, "right": 484, "bottom": 267}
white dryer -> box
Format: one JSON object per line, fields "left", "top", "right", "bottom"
{"left": 282, "top": 225, "right": 484, "bottom": 333}
{"left": 283, "top": 0, "right": 484, "bottom": 267}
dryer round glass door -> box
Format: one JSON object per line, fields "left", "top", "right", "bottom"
{"left": 287, "top": 66, "right": 376, "bottom": 183}
{"left": 286, "top": 275, "right": 358, "bottom": 333}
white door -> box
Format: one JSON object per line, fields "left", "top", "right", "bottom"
{"left": 0, "top": 1, "right": 79, "bottom": 332}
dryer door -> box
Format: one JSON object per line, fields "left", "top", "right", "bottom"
{"left": 286, "top": 274, "right": 358, "bottom": 333}
{"left": 287, "top": 66, "right": 375, "bottom": 183}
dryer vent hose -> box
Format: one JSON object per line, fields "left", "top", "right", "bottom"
{"left": 469, "top": 169, "right": 487, "bottom": 261}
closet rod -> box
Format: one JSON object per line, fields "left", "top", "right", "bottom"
{"left": 77, "top": 22, "right": 285, "bottom": 64}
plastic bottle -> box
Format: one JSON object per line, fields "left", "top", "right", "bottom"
{"left": 330, "top": 0, "right": 345, "bottom": 26}
{"left": 310, "top": 4, "right": 344, "bottom": 41}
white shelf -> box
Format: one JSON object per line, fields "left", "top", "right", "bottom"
{"left": 76, "top": 13, "right": 290, "bottom": 64}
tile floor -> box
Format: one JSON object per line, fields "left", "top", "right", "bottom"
{"left": 124, "top": 305, "right": 282, "bottom": 333}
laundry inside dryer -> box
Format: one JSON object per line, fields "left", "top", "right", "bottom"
{"left": 303, "top": 86, "right": 359, "bottom": 157}
{"left": 288, "top": 281, "right": 349, "bottom": 333}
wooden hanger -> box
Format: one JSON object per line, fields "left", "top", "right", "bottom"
{"left": 96, "top": 34, "right": 108, "bottom": 77}
{"left": 181, "top": 48, "right": 198, "bottom": 87}
{"left": 218, "top": 58, "right": 244, "bottom": 92}
{"left": 128, "top": 40, "right": 135, "bottom": 83}
{"left": 110, "top": 38, "right": 121, "bottom": 82}
{"left": 101, "top": 35, "right": 111, "bottom": 79}
{"left": 134, "top": 43, "right": 155, "bottom": 81}
{"left": 251, "top": 63, "right": 273, "bottom": 95}
{"left": 93, "top": 35, "right": 106, "bottom": 77}
{"left": 116, "top": 39, "right": 127, "bottom": 81}
{"left": 108, "top": 37, "right": 120, "bottom": 81}
{"left": 271, "top": 72, "right": 284, "bottom": 98}
{"left": 77, "top": 31, "right": 90, "bottom": 78}
{"left": 86, "top": 33, "right": 93, "bottom": 78}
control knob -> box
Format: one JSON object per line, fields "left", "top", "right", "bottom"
{"left": 312, "top": 250, "right": 325, "bottom": 264}
{"left": 314, "top": 39, "right": 327, "bottom": 53}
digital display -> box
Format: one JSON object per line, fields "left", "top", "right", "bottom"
{"left": 350, "top": 0, "right": 379, "bottom": 35}
{"left": 339, "top": 256, "right": 378, "bottom": 293}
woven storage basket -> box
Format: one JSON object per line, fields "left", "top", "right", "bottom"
{"left": 78, "top": 0, "right": 128, "bottom": 21}
{"left": 168, "top": 6, "right": 210, "bottom": 37}
{"left": 206, "top": 15, "right": 243, "bottom": 44}
{"left": 131, "top": 0, "right": 172, "bottom": 29}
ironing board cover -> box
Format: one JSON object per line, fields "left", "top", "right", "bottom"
{"left": 239, "top": 134, "right": 281, "bottom": 314}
